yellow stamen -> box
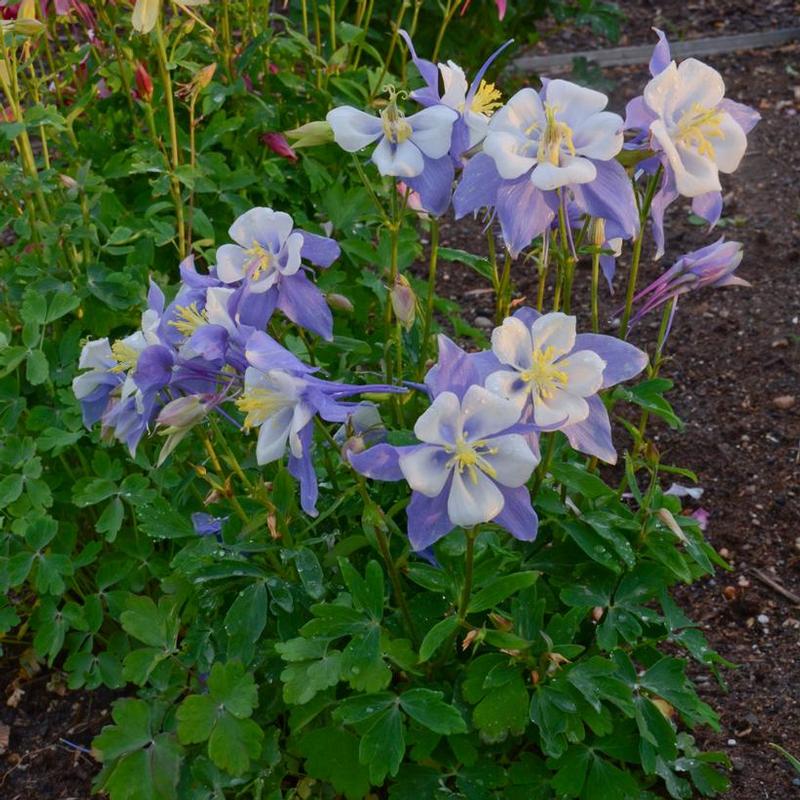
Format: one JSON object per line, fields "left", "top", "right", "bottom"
{"left": 235, "top": 388, "right": 292, "bottom": 430}
{"left": 169, "top": 302, "right": 208, "bottom": 337}
{"left": 535, "top": 103, "right": 576, "bottom": 165}
{"left": 110, "top": 340, "right": 140, "bottom": 373}
{"left": 245, "top": 241, "right": 274, "bottom": 281}
{"left": 445, "top": 436, "right": 498, "bottom": 485}
{"left": 521, "top": 346, "right": 569, "bottom": 400}
{"left": 675, "top": 102, "right": 724, "bottom": 159}
{"left": 471, "top": 80, "right": 503, "bottom": 116}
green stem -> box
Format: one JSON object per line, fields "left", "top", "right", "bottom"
{"left": 590, "top": 249, "right": 601, "bottom": 333}
{"left": 536, "top": 232, "right": 550, "bottom": 312}
{"left": 495, "top": 250, "right": 512, "bottom": 324}
{"left": 530, "top": 432, "right": 557, "bottom": 498}
{"left": 372, "top": 0, "right": 410, "bottom": 97}
{"left": 418, "top": 216, "right": 439, "bottom": 378}
{"left": 457, "top": 528, "right": 477, "bottom": 621}
{"left": 432, "top": 0, "right": 458, "bottom": 62}
{"left": 619, "top": 167, "right": 662, "bottom": 336}
{"left": 556, "top": 197, "right": 575, "bottom": 314}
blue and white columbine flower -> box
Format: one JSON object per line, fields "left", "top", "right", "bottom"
{"left": 215, "top": 207, "right": 340, "bottom": 341}
{"left": 479, "top": 310, "right": 648, "bottom": 464}
{"left": 624, "top": 29, "right": 759, "bottom": 256}
{"left": 454, "top": 79, "right": 635, "bottom": 257}
{"left": 350, "top": 336, "right": 540, "bottom": 550}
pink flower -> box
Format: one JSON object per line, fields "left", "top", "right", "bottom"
{"left": 261, "top": 132, "right": 298, "bottom": 162}
{"left": 460, "top": 0, "right": 507, "bottom": 21}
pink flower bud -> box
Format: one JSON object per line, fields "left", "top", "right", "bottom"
{"left": 390, "top": 275, "right": 416, "bottom": 330}
{"left": 261, "top": 132, "right": 298, "bottom": 162}
{"left": 134, "top": 62, "right": 154, "bottom": 103}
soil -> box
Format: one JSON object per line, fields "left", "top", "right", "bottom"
{"left": 2, "top": 6, "right": 799, "bottom": 800}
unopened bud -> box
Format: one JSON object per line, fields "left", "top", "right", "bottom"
{"left": 530, "top": 670, "right": 540, "bottom": 685}
{"left": 327, "top": 292, "right": 354, "bottom": 313}
{"left": 134, "top": 61, "right": 154, "bottom": 103}
{"left": 488, "top": 612, "right": 512, "bottom": 631}
{"left": 194, "top": 62, "right": 216, "bottom": 91}
{"left": 157, "top": 394, "right": 209, "bottom": 431}
{"left": 461, "top": 629, "right": 480, "bottom": 651}
{"left": 59, "top": 174, "right": 79, "bottom": 191}
{"left": 590, "top": 217, "right": 606, "bottom": 248}
{"left": 13, "top": 17, "right": 44, "bottom": 35}
{"left": 657, "top": 507, "right": 687, "bottom": 542}
{"left": 285, "top": 120, "right": 334, "bottom": 148}
{"left": 390, "top": 274, "right": 416, "bottom": 330}
{"left": 591, "top": 606, "right": 604, "bottom": 622}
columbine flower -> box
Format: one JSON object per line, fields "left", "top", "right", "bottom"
{"left": 627, "top": 238, "right": 747, "bottom": 329}
{"left": 155, "top": 394, "right": 211, "bottom": 466}
{"left": 237, "top": 331, "right": 403, "bottom": 515}
{"left": 215, "top": 207, "right": 340, "bottom": 341}
{"left": 72, "top": 339, "right": 124, "bottom": 427}
{"left": 350, "top": 336, "right": 539, "bottom": 550}
{"left": 624, "top": 29, "right": 759, "bottom": 257}
{"left": 191, "top": 512, "right": 226, "bottom": 538}
{"left": 480, "top": 310, "right": 648, "bottom": 464}
{"left": 454, "top": 80, "right": 635, "bottom": 257}
{"left": 400, "top": 30, "right": 512, "bottom": 161}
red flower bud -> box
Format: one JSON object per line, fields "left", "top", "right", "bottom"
{"left": 134, "top": 62, "right": 154, "bottom": 103}
{"left": 261, "top": 132, "right": 298, "bottom": 162}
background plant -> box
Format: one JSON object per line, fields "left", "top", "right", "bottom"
{"left": 0, "top": 2, "right": 750, "bottom": 799}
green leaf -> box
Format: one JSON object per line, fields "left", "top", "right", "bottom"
{"left": 297, "top": 727, "right": 371, "bottom": 800}
{"left": 294, "top": 547, "right": 325, "bottom": 599}
{"left": 225, "top": 582, "right": 268, "bottom": 664}
{"left": 99, "top": 734, "right": 182, "bottom": 800}
{"left": 207, "top": 714, "right": 263, "bottom": 776}
{"left": 562, "top": 520, "right": 622, "bottom": 572}
{"left": 176, "top": 695, "right": 217, "bottom": 744}
{"left": 360, "top": 705, "right": 405, "bottom": 784}
{"left": 96, "top": 498, "right": 125, "bottom": 541}
{"left": 95, "top": 699, "right": 153, "bottom": 761}
{"left": 281, "top": 651, "right": 342, "bottom": 705}
{"left": 207, "top": 660, "right": 259, "bottom": 718}
{"left": 418, "top": 615, "right": 458, "bottom": 662}
{"left": 439, "top": 246, "right": 495, "bottom": 282}
{"left": 46, "top": 292, "right": 80, "bottom": 323}
{"left": 73, "top": 477, "right": 118, "bottom": 507}
{"left": 400, "top": 688, "right": 466, "bottom": 734}
{"left": 551, "top": 462, "right": 613, "bottom": 499}
{"left": 0, "top": 473, "right": 24, "bottom": 507}
{"left": 583, "top": 752, "right": 640, "bottom": 800}
{"left": 468, "top": 571, "right": 539, "bottom": 613}
{"left": 26, "top": 350, "right": 49, "bottom": 385}
{"left": 551, "top": 745, "right": 592, "bottom": 795}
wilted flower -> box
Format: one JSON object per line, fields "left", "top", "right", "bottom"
{"left": 628, "top": 238, "right": 747, "bottom": 329}
{"left": 350, "top": 336, "right": 540, "bottom": 550}
{"left": 215, "top": 207, "right": 341, "bottom": 340}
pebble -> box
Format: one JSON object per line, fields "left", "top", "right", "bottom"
{"left": 771, "top": 338, "right": 789, "bottom": 348}
{"left": 727, "top": 738, "right": 737, "bottom": 746}
{"left": 473, "top": 316, "right": 493, "bottom": 329}
{"left": 772, "top": 395, "right": 796, "bottom": 410}
{"left": 757, "top": 614, "right": 770, "bottom": 625}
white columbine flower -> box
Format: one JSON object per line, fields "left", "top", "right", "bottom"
{"left": 486, "top": 313, "right": 606, "bottom": 428}
{"left": 399, "top": 386, "right": 538, "bottom": 527}
{"left": 236, "top": 367, "right": 313, "bottom": 465}
{"left": 483, "top": 80, "right": 623, "bottom": 191}
{"left": 644, "top": 58, "right": 747, "bottom": 197}
{"left": 326, "top": 93, "right": 458, "bottom": 177}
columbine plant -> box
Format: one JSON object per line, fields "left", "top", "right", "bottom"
{"left": 1, "top": 6, "right": 757, "bottom": 799}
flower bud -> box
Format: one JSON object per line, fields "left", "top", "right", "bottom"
{"left": 157, "top": 394, "right": 209, "bottom": 431}
{"left": 657, "top": 507, "right": 687, "bottom": 543}
{"left": 327, "top": 292, "right": 354, "bottom": 313}
{"left": 194, "top": 62, "right": 216, "bottom": 92}
{"left": 13, "top": 17, "right": 44, "bottom": 35}
{"left": 261, "top": 132, "right": 298, "bottom": 162}
{"left": 285, "top": 120, "right": 334, "bottom": 148}
{"left": 390, "top": 275, "right": 416, "bottom": 330}
{"left": 134, "top": 62, "right": 154, "bottom": 103}
{"left": 59, "top": 174, "right": 78, "bottom": 191}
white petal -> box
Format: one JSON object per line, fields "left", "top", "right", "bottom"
{"left": 531, "top": 155, "right": 596, "bottom": 190}
{"left": 79, "top": 338, "right": 113, "bottom": 370}
{"left": 461, "top": 384, "right": 522, "bottom": 441}
{"left": 536, "top": 388, "right": 589, "bottom": 427}
{"left": 439, "top": 61, "right": 469, "bottom": 109}
{"left": 484, "top": 369, "right": 529, "bottom": 411}
{"left": 643, "top": 61, "right": 679, "bottom": 118}
{"left": 652, "top": 118, "right": 722, "bottom": 197}
{"left": 371, "top": 137, "right": 424, "bottom": 177}
{"left": 674, "top": 58, "right": 725, "bottom": 116}
{"left": 279, "top": 232, "right": 304, "bottom": 276}
{"left": 482, "top": 434, "right": 538, "bottom": 486}
{"left": 229, "top": 207, "right": 292, "bottom": 249}
{"left": 215, "top": 243, "right": 248, "bottom": 284}
{"left": 556, "top": 350, "right": 605, "bottom": 396}
{"left": 72, "top": 371, "right": 102, "bottom": 399}
{"left": 399, "top": 445, "right": 451, "bottom": 497}
{"left": 326, "top": 106, "right": 383, "bottom": 151}
{"left": 530, "top": 312, "right": 576, "bottom": 357}
{"left": 407, "top": 105, "right": 458, "bottom": 158}
{"left": 448, "top": 469, "right": 504, "bottom": 527}
{"left": 483, "top": 130, "right": 537, "bottom": 180}
{"left": 489, "top": 88, "right": 544, "bottom": 136}
{"left": 491, "top": 316, "right": 534, "bottom": 370}
{"left": 464, "top": 110, "right": 490, "bottom": 149}
{"left": 545, "top": 79, "right": 608, "bottom": 127}
{"left": 255, "top": 407, "right": 294, "bottom": 464}
{"left": 414, "top": 391, "right": 460, "bottom": 445}
{"left": 204, "top": 287, "right": 238, "bottom": 334}
{"left": 713, "top": 112, "right": 747, "bottom": 173}
{"left": 572, "top": 111, "right": 624, "bottom": 160}
{"left": 288, "top": 402, "right": 314, "bottom": 458}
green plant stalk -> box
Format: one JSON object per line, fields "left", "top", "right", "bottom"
{"left": 536, "top": 232, "right": 550, "bottom": 312}
{"left": 220, "top": 0, "right": 234, "bottom": 80}
{"left": 457, "top": 528, "right": 478, "bottom": 620}
{"left": 619, "top": 166, "right": 662, "bottom": 336}
{"left": 530, "top": 432, "right": 557, "bottom": 498}
{"left": 432, "top": 0, "right": 459, "bottom": 62}
{"left": 590, "top": 249, "right": 601, "bottom": 332}
{"left": 495, "top": 250, "right": 512, "bottom": 324}
{"left": 556, "top": 198, "right": 575, "bottom": 314}
{"left": 300, "top": 0, "right": 309, "bottom": 37}
{"left": 311, "top": 0, "right": 323, "bottom": 88}
{"left": 372, "top": 0, "right": 410, "bottom": 97}
{"left": 418, "top": 216, "right": 439, "bottom": 378}
{"left": 153, "top": 21, "right": 187, "bottom": 258}
{"left": 329, "top": 0, "right": 337, "bottom": 53}
{"left": 351, "top": 0, "right": 374, "bottom": 68}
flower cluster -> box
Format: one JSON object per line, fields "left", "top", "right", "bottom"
{"left": 73, "top": 208, "right": 400, "bottom": 515}
{"left": 351, "top": 312, "right": 647, "bottom": 550}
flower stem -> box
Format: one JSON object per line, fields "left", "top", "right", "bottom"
{"left": 530, "top": 432, "right": 557, "bottom": 498}
{"left": 536, "top": 232, "right": 551, "bottom": 312}
{"left": 590, "top": 249, "right": 601, "bottom": 333}
{"left": 457, "top": 528, "right": 478, "bottom": 621}
{"left": 432, "top": 0, "right": 458, "bottom": 62}
{"left": 495, "top": 250, "right": 512, "bottom": 324}
{"left": 619, "top": 167, "right": 662, "bottom": 336}
{"left": 418, "top": 216, "right": 439, "bottom": 378}
{"left": 372, "top": 0, "right": 410, "bottom": 97}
